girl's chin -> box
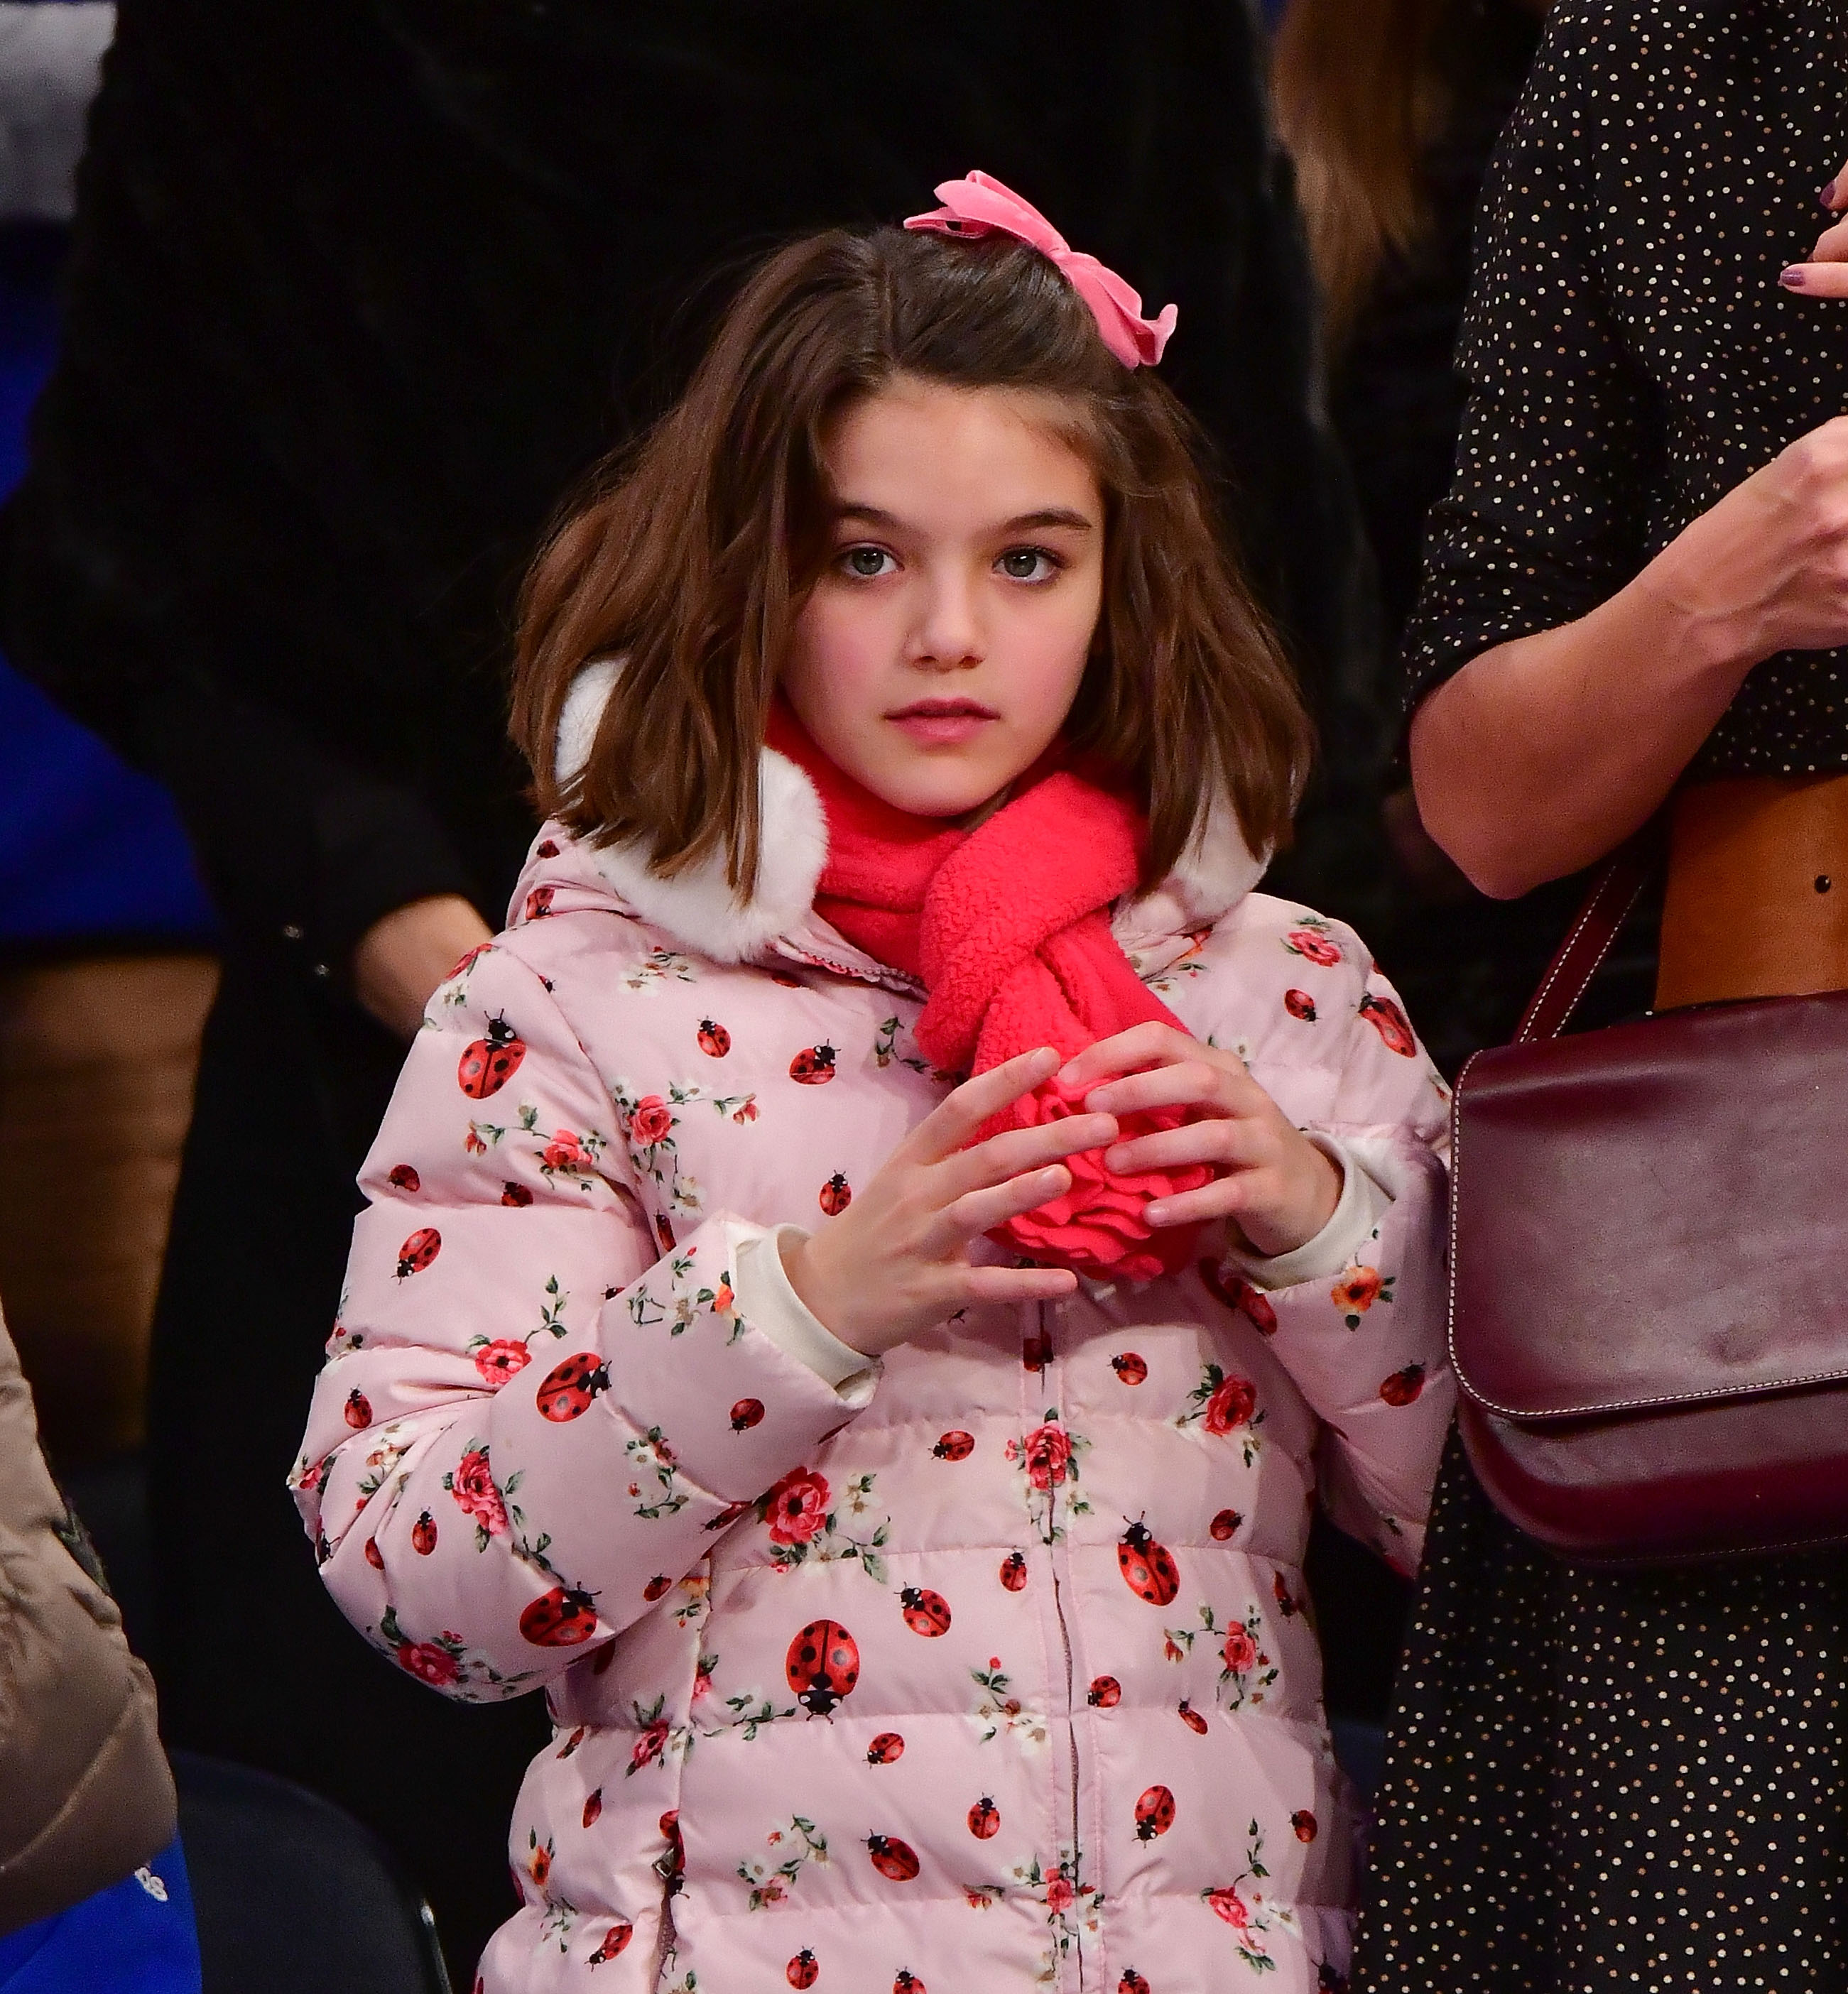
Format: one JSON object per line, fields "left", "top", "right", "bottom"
{"left": 847, "top": 751, "right": 1022, "bottom": 822}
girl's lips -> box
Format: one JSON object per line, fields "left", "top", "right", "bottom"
{"left": 887, "top": 700, "right": 999, "bottom": 747}
{"left": 890, "top": 712, "right": 996, "bottom": 746}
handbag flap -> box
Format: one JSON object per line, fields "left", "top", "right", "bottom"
{"left": 1450, "top": 988, "right": 1848, "bottom": 1420}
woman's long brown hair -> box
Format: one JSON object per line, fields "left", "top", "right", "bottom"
{"left": 511, "top": 225, "right": 1311, "bottom": 899}
{"left": 1272, "top": 0, "right": 1452, "bottom": 345}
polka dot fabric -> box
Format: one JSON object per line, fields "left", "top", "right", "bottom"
{"left": 1403, "top": 0, "right": 1848, "bottom": 773}
{"left": 1357, "top": 1434, "right": 1848, "bottom": 1988}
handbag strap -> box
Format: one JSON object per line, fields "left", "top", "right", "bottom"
{"left": 1513, "top": 827, "right": 1660, "bottom": 1044}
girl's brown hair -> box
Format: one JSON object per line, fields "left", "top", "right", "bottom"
{"left": 1271, "top": 0, "right": 1450, "bottom": 346}
{"left": 511, "top": 224, "right": 1310, "bottom": 897}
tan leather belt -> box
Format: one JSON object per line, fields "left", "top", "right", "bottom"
{"left": 1657, "top": 774, "right": 1848, "bottom": 1009}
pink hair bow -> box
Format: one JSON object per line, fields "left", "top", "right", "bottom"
{"left": 903, "top": 170, "right": 1178, "bottom": 369}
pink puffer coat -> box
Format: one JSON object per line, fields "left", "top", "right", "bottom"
{"left": 294, "top": 709, "right": 1452, "bottom": 1994}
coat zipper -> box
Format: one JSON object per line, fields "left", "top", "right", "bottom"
{"left": 1034, "top": 1298, "right": 1088, "bottom": 1994}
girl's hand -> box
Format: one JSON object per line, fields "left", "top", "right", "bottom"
{"left": 1058, "top": 1024, "right": 1341, "bottom": 1258}
{"left": 780, "top": 1047, "right": 1117, "bottom": 1359}
{"left": 1780, "top": 163, "right": 1848, "bottom": 296}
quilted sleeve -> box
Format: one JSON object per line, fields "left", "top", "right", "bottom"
{"left": 1228, "top": 961, "right": 1454, "bottom": 1577}
{"left": 291, "top": 941, "right": 872, "bottom": 1701}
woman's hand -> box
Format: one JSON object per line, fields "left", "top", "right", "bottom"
{"left": 779, "top": 1047, "right": 1117, "bottom": 1359}
{"left": 1778, "top": 163, "right": 1848, "bottom": 296}
{"left": 352, "top": 895, "right": 495, "bottom": 1041}
{"left": 1058, "top": 1023, "right": 1341, "bottom": 1258}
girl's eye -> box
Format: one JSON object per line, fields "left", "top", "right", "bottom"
{"left": 998, "top": 547, "right": 1060, "bottom": 582}
{"left": 841, "top": 545, "right": 896, "bottom": 579}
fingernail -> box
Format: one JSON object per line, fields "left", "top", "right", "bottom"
{"left": 1781, "top": 266, "right": 1809, "bottom": 288}
{"left": 1825, "top": 180, "right": 1839, "bottom": 207}
{"left": 1144, "top": 1203, "right": 1168, "bottom": 1225}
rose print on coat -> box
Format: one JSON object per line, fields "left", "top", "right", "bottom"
{"left": 739, "top": 1817, "right": 830, "bottom": 1911}
{"left": 374, "top": 1606, "right": 534, "bottom": 1699}
{"left": 755, "top": 1467, "right": 892, "bottom": 1580}
{"left": 625, "top": 1694, "right": 688, "bottom": 1777}
{"left": 1332, "top": 1255, "right": 1396, "bottom": 1329}
{"left": 623, "top": 946, "right": 697, "bottom": 991}
{"left": 445, "top": 1442, "right": 508, "bottom": 1546}
{"left": 460, "top": 1104, "right": 613, "bottom": 1196}
{"left": 1011, "top": 1850, "right": 1101, "bottom": 1974}
{"left": 1282, "top": 915, "right": 1342, "bottom": 967}
{"left": 467, "top": 1273, "right": 570, "bottom": 1386}
{"left": 1202, "top": 1819, "right": 1298, "bottom": 1973}
{"left": 1163, "top": 1601, "right": 1279, "bottom": 1711}
{"left": 1199, "top": 1260, "right": 1278, "bottom": 1334}
{"left": 1177, "top": 1363, "right": 1266, "bottom": 1466}
{"left": 1005, "top": 1412, "right": 1092, "bottom": 1542}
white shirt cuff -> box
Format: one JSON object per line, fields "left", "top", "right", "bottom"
{"left": 734, "top": 1226, "right": 880, "bottom": 1405}
{"left": 1225, "top": 1134, "right": 1394, "bottom": 1290}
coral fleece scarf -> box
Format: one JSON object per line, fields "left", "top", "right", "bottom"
{"left": 769, "top": 707, "right": 1211, "bottom": 1282}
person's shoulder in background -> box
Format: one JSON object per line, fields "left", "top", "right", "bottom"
{"left": 0, "top": 1302, "right": 176, "bottom": 1936}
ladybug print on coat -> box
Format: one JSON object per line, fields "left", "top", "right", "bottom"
{"left": 789, "top": 1043, "right": 837, "bottom": 1084}
{"left": 642, "top": 1574, "right": 673, "bottom": 1602}
{"left": 536, "top": 1351, "right": 610, "bottom": 1422}
{"left": 967, "top": 1796, "right": 1000, "bottom": 1839}
{"left": 1088, "top": 1675, "right": 1122, "bottom": 1708}
{"left": 411, "top": 1510, "right": 437, "bottom": 1555}
{"left": 387, "top": 1163, "right": 421, "bottom": 1194}
{"left": 1117, "top": 1521, "right": 1180, "bottom": 1606}
{"left": 587, "top": 1919, "right": 631, "bottom": 1963}
{"left": 344, "top": 1388, "right": 372, "bottom": 1429}
{"left": 583, "top": 1788, "right": 603, "bottom": 1828}
{"left": 1292, "top": 1809, "right": 1318, "bottom": 1842}
{"left": 786, "top": 1952, "right": 819, "bottom": 1990}
{"left": 1210, "top": 1508, "right": 1242, "bottom": 1542}
{"left": 866, "top": 1731, "right": 905, "bottom": 1765}
{"left": 1178, "top": 1700, "right": 1210, "bottom": 1735}
{"left": 866, "top": 1835, "right": 920, "bottom": 1883}
{"left": 818, "top": 1172, "right": 852, "bottom": 1216}
{"left": 786, "top": 1618, "right": 860, "bottom": 1716}
{"left": 1380, "top": 1362, "right": 1427, "bottom": 1405}
{"left": 933, "top": 1430, "right": 974, "bottom": 1461}
{"left": 501, "top": 1182, "right": 534, "bottom": 1208}
{"left": 895, "top": 1972, "right": 925, "bottom": 1993}
{"left": 1135, "top": 1785, "right": 1177, "bottom": 1839}
{"left": 518, "top": 1585, "right": 598, "bottom": 1647}
{"left": 898, "top": 1586, "right": 951, "bottom": 1637}
{"left": 999, "top": 1551, "right": 1028, "bottom": 1592}
{"left": 457, "top": 1015, "right": 526, "bottom": 1099}
{"left": 696, "top": 1019, "right": 731, "bottom": 1058}
{"left": 1120, "top": 1973, "right": 1151, "bottom": 1994}
{"left": 730, "top": 1398, "right": 765, "bottom": 1431}
{"left": 1111, "top": 1352, "right": 1148, "bottom": 1385}
{"left": 395, "top": 1228, "right": 441, "bottom": 1280}
{"left": 1359, "top": 990, "right": 1418, "bottom": 1057}
{"left": 1284, "top": 988, "right": 1318, "bottom": 1023}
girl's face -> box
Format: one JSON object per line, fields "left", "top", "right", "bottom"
{"left": 783, "top": 376, "right": 1105, "bottom": 819}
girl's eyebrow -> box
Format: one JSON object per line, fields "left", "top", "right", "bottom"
{"left": 832, "top": 502, "right": 1096, "bottom": 534}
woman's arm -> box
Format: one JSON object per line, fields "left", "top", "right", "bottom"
{"left": 1413, "top": 413, "right": 1848, "bottom": 897}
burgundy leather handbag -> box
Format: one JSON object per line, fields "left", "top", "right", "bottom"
{"left": 1449, "top": 841, "right": 1848, "bottom": 1567}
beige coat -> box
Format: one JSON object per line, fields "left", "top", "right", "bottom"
{"left": 0, "top": 1307, "right": 175, "bottom": 1935}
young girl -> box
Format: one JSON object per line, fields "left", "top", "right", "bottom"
{"left": 294, "top": 173, "right": 1452, "bottom": 1994}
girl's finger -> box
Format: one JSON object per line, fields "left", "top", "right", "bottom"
{"left": 1080, "top": 1059, "right": 1245, "bottom": 1120}
{"left": 955, "top": 1263, "right": 1080, "bottom": 1307}
{"left": 908, "top": 1047, "right": 1059, "bottom": 1162}
{"left": 1104, "top": 1117, "right": 1266, "bottom": 1177}
{"left": 1780, "top": 261, "right": 1848, "bottom": 298}
{"left": 1055, "top": 1021, "right": 1191, "bottom": 1091}
{"left": 934, "top": 1163, "right": 1074, "bottom": 1246}
{"left": 935, "top": 1112, "right": 1118, "bottom": 1197}
{"left": 1143, "top": 1172, "right": 1277, "bottom": 1231}
{"left": 1824, "top": 161, "right": 1848, "bottom": 212}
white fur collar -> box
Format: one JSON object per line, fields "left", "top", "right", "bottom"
{"left": 555, "top": 658, "right": 1265, "bottom": 963}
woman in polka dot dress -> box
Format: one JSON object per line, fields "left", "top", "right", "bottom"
{"left": 290, "top": 195, "right": 1455, "bottom": 1990}
{"left": 1358, "top": 4, "right": 1848, "bottom": 1989}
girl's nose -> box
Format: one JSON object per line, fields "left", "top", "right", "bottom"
{"left": 907, "top": 568, "right": 984, "bottom": 670}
